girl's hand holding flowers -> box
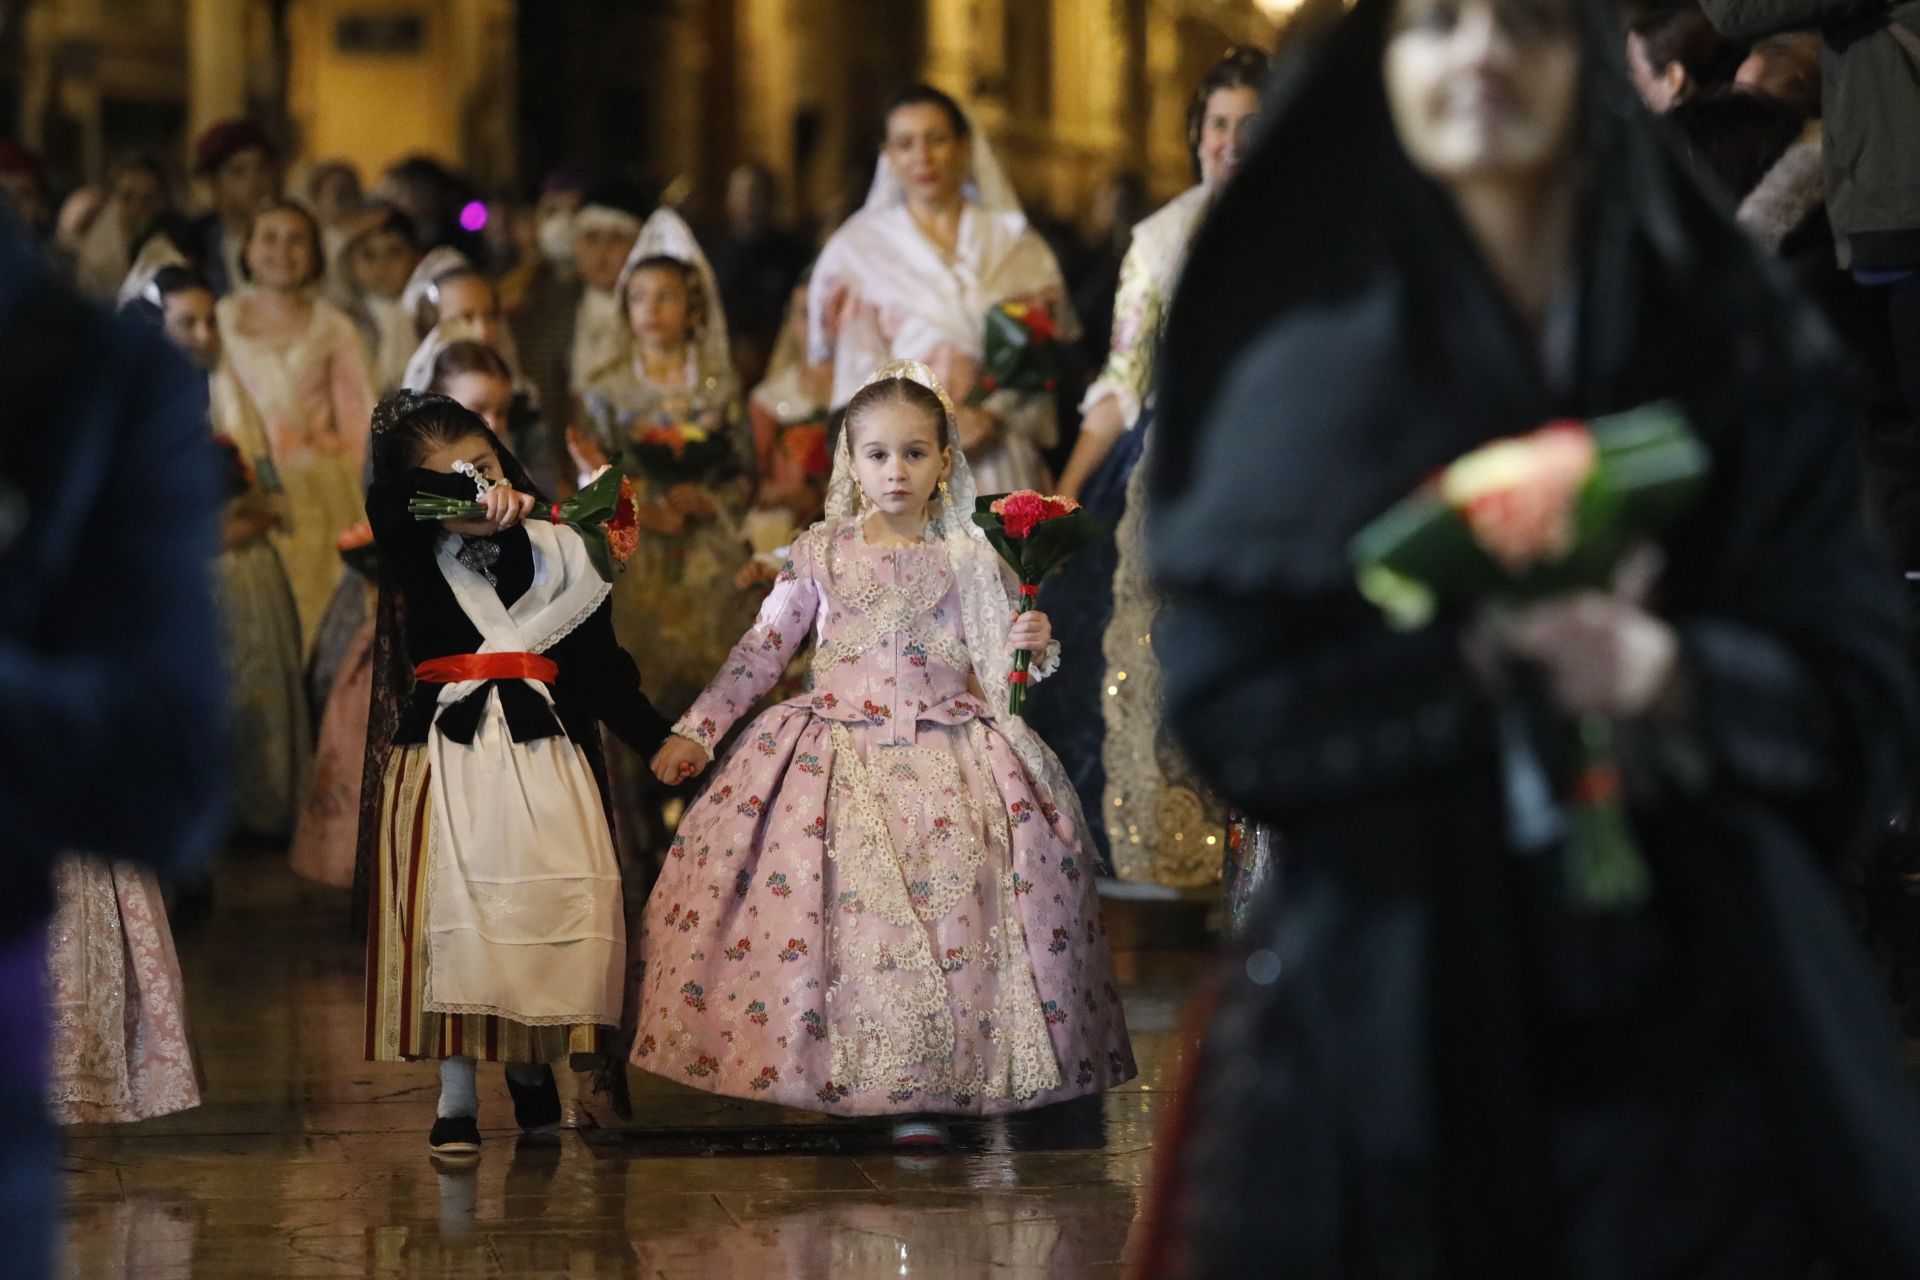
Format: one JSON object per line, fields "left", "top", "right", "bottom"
{"left": 477, "top": 485, "right": 535, "bottom": 532}
{"left": 651, "top": 736, "right": 711, "bottom": 786}
{"left": 1009, "top": 609, "right": 1052, "bottom": 655}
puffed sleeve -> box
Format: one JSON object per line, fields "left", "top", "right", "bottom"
{"left": 1079, "top": 235, "right": 1160, "bottom": 429}
{"left": 672, "top": 530, "right": 823, "bottom": 752}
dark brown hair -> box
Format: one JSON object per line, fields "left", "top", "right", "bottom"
{"left": 413, "top": 264, "right": 493, "bottom": 339}
{"left": 370, "top": 389, "right": 491, "bottom": 483}
{"left": 842, "top": 375, "right": 950, "bottom": 450}
{"left": 427, "top": 339, "right": 512, "bottom": 394}
{"left": 1188, "top": 47, "right": 1270, "bottom": 178}
{"left": 884, "top": 84, "right": 971, "bottom": 140}
{"left": 1630, "top": 5, "right": 1745, "bottom": 89}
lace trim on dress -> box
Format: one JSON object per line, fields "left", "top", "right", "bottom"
{"left": 819, "top": 721, "right": 1060, "bottom": 1102}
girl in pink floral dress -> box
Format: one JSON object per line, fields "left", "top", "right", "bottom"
{"left": 637, "top": 360, "right": 1134, "bottom": 1146}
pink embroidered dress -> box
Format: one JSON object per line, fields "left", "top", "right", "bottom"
{"left": 633, "top": 514, "right": 1135, "bottom": 1115}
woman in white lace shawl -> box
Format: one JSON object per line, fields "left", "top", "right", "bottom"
{"left": 810, "top": 85, "right": 1077, "bottom": 495}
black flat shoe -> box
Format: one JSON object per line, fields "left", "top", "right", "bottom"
{"left": 429, "top": 1114, "right": 482, "bottom": 1155}
{"left": 506, "top": 1066, "right": 562, "bottom": 1134}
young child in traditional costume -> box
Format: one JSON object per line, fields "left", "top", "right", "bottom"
{"left": 361, "top": 388, "right": 672, "bottom": 1156}
{"left": 635, "top": 360, "right": 1135, "bottom": 1148}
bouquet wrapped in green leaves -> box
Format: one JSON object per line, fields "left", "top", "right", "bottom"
{"left": 965, "top": 301, "right": 1064, "bottom": 407}
{"left": 408, "top": 458, "right": 641, "bottom": 584}
{"left": 1348, "top": 403, "right": 1709, "bottom": 911}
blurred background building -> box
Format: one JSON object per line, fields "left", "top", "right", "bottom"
{"left": 0, "top": 0, "right": 1297, "bottom": 230}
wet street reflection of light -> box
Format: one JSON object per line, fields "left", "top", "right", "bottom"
{"left": 58, "top": 858, "right": 1215, "bottom": 1279}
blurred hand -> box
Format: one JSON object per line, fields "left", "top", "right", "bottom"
{"left": 651, "top": 736, "right": 711, "bottom": 785}
{"left": 955, "top": 406, "right": 1000, "bottom": 456}
{"left": 1501, "top": 593, "right": 1682, "bottom": 721}
{"left": 1009, "top": 609, "right": 1052, "bottom": 654}
{"left": 566, "top": 426, "right": 608, "bottom": 476}
{"left": 734, "top": 559, "right": 780, "bottom": 592}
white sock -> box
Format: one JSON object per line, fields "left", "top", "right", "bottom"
{"left": 504, "top": 1062, "right": 548, "bottom": 1089}
{"left": 437, "top": 1055, "right": 478, "bottom": 1119}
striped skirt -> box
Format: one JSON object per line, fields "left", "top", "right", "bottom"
{"left": 363, "top": 745, "right": 610, "bottom": 1063}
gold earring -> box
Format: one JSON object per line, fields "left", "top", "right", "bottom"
{"left": 855, "top": 486, "right": 866, "bottom": 513}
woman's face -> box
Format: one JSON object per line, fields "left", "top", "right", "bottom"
{"left": 575, "top": 223, "right": 636, "bottom": 295}
{"left": 851, "top": 400, "right": 951, "bottom": 520}
{"left": 440, "top": 371, "right": 514, "bottom": 443}
{"left": 215, "top": 145, "right": 278, "bottom": 225}
{"left": 244, "top": 207, "right": 318, "bottom": 292}
{"left": 350, "top": 228, "right": 419, "bottom": 300}
{"left": 884, "top": 103, "right": 971, "bottom": 209}
{"left": 162, "top": 288, "right": 220, "bottom": 370}
{"left": 436, "top": 275, "right": 503, "bottom": 346}
{"left": 1197, "top": 86, "right": 1263, "bottom": 189}
{"left": 626, "top": 265, "right": 692, "bottom": 350}
{"left": 1384, "top": 0, "right": 1582, "bottom": 188}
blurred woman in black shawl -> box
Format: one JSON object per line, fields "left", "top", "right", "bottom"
{"left": 1140, "top": 0, "right": 1920, "bottom": 1273}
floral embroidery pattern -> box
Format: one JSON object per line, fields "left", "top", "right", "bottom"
{"left": 633, "top": 522, "right": 1135, "bottom": 1115}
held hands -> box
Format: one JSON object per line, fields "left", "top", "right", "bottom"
{"left": 651, "top": 736, "right": 712, "bottom": 786}
{"left": 1009, "top": 609, "right": 1052, "bottom": 655}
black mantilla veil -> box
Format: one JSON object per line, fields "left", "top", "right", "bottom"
{"left": 1142, "top": 0, "right": 1920, "bottom": 1275}
{"left": 350, "top": 393, "right": 634, "bottom": 1113}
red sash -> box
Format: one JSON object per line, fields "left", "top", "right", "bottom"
{"left": 413, "top": 653, "right": 559, "bottom": 685}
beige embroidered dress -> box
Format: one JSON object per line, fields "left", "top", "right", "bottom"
{"left": 215, "top": 294, "right": 377, "bottom": 650}
{"left": 632, "top": 520, "right": 1135, "bottom": 1115}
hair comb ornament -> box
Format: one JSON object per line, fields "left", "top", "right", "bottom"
{"left": 861, "top": 358, "right": 958, "bottom": 428}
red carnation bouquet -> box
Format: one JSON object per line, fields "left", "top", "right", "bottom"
{"left": 965, "top": 300, "right": 1064, "bottom": 407}
{"left": 1348, "top": 403, "right": 1708, "bottom": 911}
{"left": 408, "top": 459, "right": 641, "bottom": 583}
{"left": 973, "top": 490, "right": 1103, "bottom": 715}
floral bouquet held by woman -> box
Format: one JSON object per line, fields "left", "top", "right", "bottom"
{"left": 1350, "top": 403, "right": 1709, "bottom": 910}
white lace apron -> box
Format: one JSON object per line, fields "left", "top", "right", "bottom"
{"left": 425, "top": 520, "right": 624, "bottom": 1026}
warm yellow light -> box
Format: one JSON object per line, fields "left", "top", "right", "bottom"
{"left": 1254, "top": 0, "right": 1308, "bottom": 16}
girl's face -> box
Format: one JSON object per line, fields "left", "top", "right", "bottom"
{"left": 421, "top": 433, "right": 509, "bottom": 536}
{"left": 1384, "top": 0, "right": 1581, "bottom": 187}
{"left": 884, "top": 104, "right": 970, "bottom": 208}
{"left": 162, "top": 288, "right": 220, "bottom": 370}
{"left": 626, "top": 265, "right": 692, "bottom": 350}
{"left": 244, "top": 207, "right": 318, "bottom": 292}
{"left": 436, "top": 275, "right": 504, "bottom": 347}
{"left": 851, "top": 400, "right": 951, "bottom": 521}
{"left": 440, "top": 370, "right": 513, "bottom": 443}
{"left": 1197, "top": 86, "right": 1262, "bottom": 189}
{"left": 350, "top": 229, "right": 419, "bottom": 301}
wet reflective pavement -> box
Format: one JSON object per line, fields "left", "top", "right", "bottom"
{"left": 59, "top": 858, "right": 1211, "bottom": 1278}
